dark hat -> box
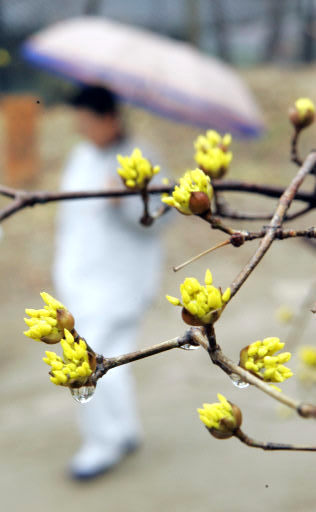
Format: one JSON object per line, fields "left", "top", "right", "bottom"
{"left": 67, "top": 85, "right": 118, "bottom": 115}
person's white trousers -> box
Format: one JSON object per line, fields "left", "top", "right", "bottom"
{"left": 76, "top": 319, "right": 142, "bottom": 453}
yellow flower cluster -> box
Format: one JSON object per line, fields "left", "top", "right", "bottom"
{"left": 166, "top": 269, "right": 230, "bottom": 325}
{"left": 117, "top": 148, "right": 160, "bottom": 189}
{"left": 24, "top": 292, "right": 73, "bottom": 344}
{"left": 194, "top": 130, "right": 232, "bottom": 179}
{"left": 240, "top": 337, "right": 293, "bottom": 383}
{"left": 299, "top": 346, "right": 316, "bottom": 367}
{"left": 24, "top": 292, "right": 93, "bottom": 388}
{"left": 43, "top": 329, "right": 92, "bottom": 386}
{"left": 197, "top": 394, "right": 241, "bottom": 439}
{"left": 289, "top": 97, "right": 315, "bottom": 129}
{"left": 295, "top": 98, "right": 315, "bottom": 121}
{"left": 161, "top": 168, "right": 213, "bottom": 215}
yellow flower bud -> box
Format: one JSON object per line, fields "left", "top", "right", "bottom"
{"left": 240, "top": 337, "right": 293, "bottom": 383}
{"left": 43, "top": 329, "right": 93, "bottom": 387}
{"left": 166, "top": 269, "right": 229, "bottom": 325}
{"left": 117, "top": 148, "right": 160, "bottom": 190}
{"left": 289, "top": 98, "right": 315, "bottom": 129}
{"left": 24, "top": 292, "right": 74, "bottom": 344}
{"left": 194, "top": 129, "right": 233, "bottom": 179}
{"left": 197, "top": 394, "right": 242, "bottom": 439}
{"left": 162, "top": 168, "right": 213, "bottom": 215}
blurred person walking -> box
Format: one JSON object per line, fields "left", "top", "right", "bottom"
{"left": 54, "top": 86, "right": 163, "bottom": 480}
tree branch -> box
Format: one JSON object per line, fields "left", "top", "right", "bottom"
{"left": 212, "top": 179, "right": 315, "bottom": 203}
{"left": 291, "top": 128, "right": 303, "bottom": 166}
{"left": 1, "top": 170, "right": 316, "bottom": 224}
{"left": 0, "top": 198, "right": 25, "bottom": 222}
{"left": 215, "top": 202, "right": 314, "bottom": 222}
{"left": 189, "top": 328, "right": 316, "bottom": 419}
{"left": 88, "top": 324, "right": 316, "bottom": 420}
{"left": 235, "top": 428, "right": 316, "bottom": 451}
{"left": 172, "top": 227, "right": 315, "bottom": 273}
{"left": 90, "top": 330, "right": 199, "bottom": 384}
{"left": 228, "top": 152, "right": 316, "bottom": 299}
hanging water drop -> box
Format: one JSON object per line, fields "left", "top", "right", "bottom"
{"left": 230, "top": 373, "right": 249, "bottom": 389}
{"left": 180, "top": 343, "right": 200, "bottom": 351}
{"left": 70, "top": 385, "right": 95, "bottom": 403}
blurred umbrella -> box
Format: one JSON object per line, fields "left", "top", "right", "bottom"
{"left": 22, "top": 17, "right": 263, "bottom": 137}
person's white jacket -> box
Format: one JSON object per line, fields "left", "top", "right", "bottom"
{"left": 53, "top": 137, "right": 163, "bottom": 468}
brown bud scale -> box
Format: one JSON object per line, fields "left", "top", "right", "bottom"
{"left": 189, "top": 191, "right": 211, "bottom": 215}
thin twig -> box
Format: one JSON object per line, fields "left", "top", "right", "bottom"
{"left": 189, "top": 328, "right": 316, "bottom": 419}
{"left": 291, "top": 128, "right": 303, "bottom": 166}
{"left": 228, "top": 152, "right": 316, "bottom": 300}
{"left": 0, "top": 185, "right": 18, "bottom": 199}
{"left": 244, "top": 227, "right": 316, "bottom": 242}
{"left": 0, "top": 185, "right": 173, "bottom": 224}
{"left": 172, "top": 227, "right": 315, "bottom": 272}
{"left": 1, "top": 171, "right": 316, "bottom": 224}
{"left": 200, "top": 211, "right": 236, "bottom": 235}
{"left": 212, "top": 179, "right": 315, "bottom": 203}
{"left": 0, "top": 199, "right": 25, "bottom": 223}
{"left": 285, "top": 203, "right": 315, "bottom": 221}
{"left": 90, "top": 330, "right": 199, "bottom": 384}
{"left": 173, "top": 239, "right": 230, "bottom": 272}
{"left": 235, "top": 428, "right": 316, "bottom": 451}
{"left": 140, "top": 188, "right": 154, "bottom": 226}
{"left": 216, "top": 203, "right": 314, "bottom": 222}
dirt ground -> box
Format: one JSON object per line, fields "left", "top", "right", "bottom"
{"left": 0, "top": 66, "right": 316, "bottom": 512}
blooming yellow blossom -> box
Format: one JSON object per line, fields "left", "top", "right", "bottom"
{"left": 240, "top": 337, "right": 293, "bottom": 383}
{"left": 24, "top": 292, "right": 74, "bottom": 344}
{"left": 161, "top": 168, "right": 213, "bottom": 215}
{"left": 289, "top": 98, "right": 315, "bottom": 129}
{"left": 194, "top": 130, "right": 232, "bottom": 179}
{"left": 295, "top": 98, "right": 315, "bottom": 121}
{"left": 197, "top": 393, "right": 242, "bottom": 439}
{"left": 43, "top": 329, "right": 92, "bottom": 386}
{"left": 117, "top": 148, "right": 160, "bottom": 189}
{"left": 299, "top": 346, "right": 316, "bottom": 367}
{"left": 166, "top": 269, "right": 231, "bottom": 325}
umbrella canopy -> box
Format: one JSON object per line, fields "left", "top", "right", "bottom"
{"left": 22, "top": 17, "right": 263, "bottom": 137}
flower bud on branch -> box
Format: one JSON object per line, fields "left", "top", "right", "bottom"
{"left": 239, "top": 337, "right": 293, "bottom": 383}
{"left": 289, "top": 98, "right": 315, "bottom": 130}
{"left": 117, "top": 148, "right": 160, "bottom": 190}
{"left": 197, "top": 393, "right": 242, "bottom": 439}
{"left": 43, "top": 329, "right": 95, "bottom": 387}
{"left": 162, "top": 168, "right": 213, "bottom": 215}
{"left": 194, "top": 130, "right": 232, "bottom": 179}
{"left": 24, "top": 292, "right": 74, "bottom": 344}
{"left": 166, "top": 269, "right": 230, "bottom": 326}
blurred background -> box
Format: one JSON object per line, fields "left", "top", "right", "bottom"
{"left": 2, "top": 0, "right": 316, "bottom": 97}
{"left": 0, "top": 1, "right": 316, "bottom": 511}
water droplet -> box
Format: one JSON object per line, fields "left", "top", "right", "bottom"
{"left": 70, "top": 385, "right": 95, "bottom": 404}
{"left": 230, "top": 373, "right": 249, "bottom": 389}
{"left": 180, "top": 343, "right": 200, "bottom": 351}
